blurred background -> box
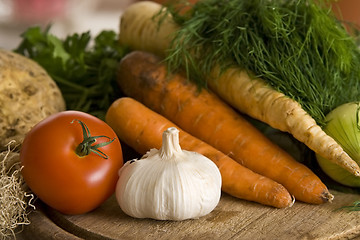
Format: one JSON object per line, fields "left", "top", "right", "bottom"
{"left": 0, "top": 0, "right": 359, "bottom": 51}
{"left": 0, "top": 0, "right": 136, "bottom": 50}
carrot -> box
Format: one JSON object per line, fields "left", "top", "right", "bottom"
{"left": 116, "top": 50, "right": 333, "bottom": 204}
{"left": 118, "top": 1, "right": 360, "bottom": 177}
{"left": 105, "top": 97, "right": 294, "bottom": 208}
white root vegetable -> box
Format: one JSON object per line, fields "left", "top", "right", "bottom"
{"left": 119, "top": 1, "right": 178, "bottom": 58}
{"left": 209, "top": 67, "right": 360, "bottom": 177}
{"left": 0, "top": 49, "right": 66, "bottom": 149}
{"left": 118, "top": 1, "right": 360, "bottom": 176}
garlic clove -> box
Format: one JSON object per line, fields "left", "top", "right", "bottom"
{"left": 115, "top": 127, "right": 222, "bottom": 220}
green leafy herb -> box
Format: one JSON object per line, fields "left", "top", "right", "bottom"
{"left": 165, "top": 0, "right": 360, "bottom": 126}
{"left": 336, "top": 200, "right": 360, "bottom": 211}
{"left": 14, "top": 26, "right": 129, "bottom": 120}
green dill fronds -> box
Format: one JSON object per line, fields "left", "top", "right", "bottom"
{"left": 166, "top": 0, "right": 360, "bottom": 126}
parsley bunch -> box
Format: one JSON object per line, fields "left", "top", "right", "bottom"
{"left": 14, "top": 26, "right": 129, "bottom": 120}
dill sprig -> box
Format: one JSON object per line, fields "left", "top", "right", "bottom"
{"left": 336, "top": 200, "right": 360, "bottom": 212}
{"left": 166, "top": 0, "right": 360, "bottom": 126}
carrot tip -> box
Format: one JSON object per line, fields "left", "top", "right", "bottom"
{"left": 288, "top": 195, "right": 296, "bottom": 208}
{"left": 322, "top": 191, "right": 334, "bottom": 203}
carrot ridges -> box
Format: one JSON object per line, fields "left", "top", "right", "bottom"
{"left": 105, "top": 97, "right": 294, "bottom": 208}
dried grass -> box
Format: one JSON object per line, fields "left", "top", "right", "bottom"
{"left": 0, "top": 141, "right": 35, "bottom": 240}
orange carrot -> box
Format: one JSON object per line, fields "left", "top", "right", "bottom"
{"left": 116, "top": 51, "right": 333, "bottom": 204}
{"left": 106, "top": 97, "right": 294, "bottom": 208}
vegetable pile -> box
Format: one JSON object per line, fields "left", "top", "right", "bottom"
{"left": 106, "top": 97, "right": 294, "bottom": 208}
{"left": 1, "top": 28, "right": 127, "bottom": 235}
{"left": 166, "top": 0, "right": 360, "bottom": 126}
{"left": 114, "top": 50, "right": 332, "bottom": 206}
{"left": 3, "top": 0, "right": 360, "bottom": 235}
{"left": 0, "top": 48, "right": 64, "bottom": 238}
{"left": 118, "top": 0, "right": 360, "bottom": 177}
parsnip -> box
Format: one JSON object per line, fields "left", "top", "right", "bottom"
{"left": 209, "top": 67, "right": 360, "bottom": 177}
{"left": 119, "top": 1, "right": 178, "bottom": 57}
{"left": 118, "top": 1, "right": 360, "bottom": 176}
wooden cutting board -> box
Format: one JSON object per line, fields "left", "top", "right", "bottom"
{"left": 7, "top": 139, "right": 356, "bottom": 240}
{"left": 15, "top": 144, "right": 360, "bottom": 240}
{"left": 18, "top": 189, "right": 360, "bottom": 240}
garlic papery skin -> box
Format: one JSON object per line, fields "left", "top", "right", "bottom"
{"left": 115, "top": 127, "right": 222, "bottom": 221}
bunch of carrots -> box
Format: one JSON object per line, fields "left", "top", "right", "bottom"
{"left": 103, "top": 0, "right": 360, "bottom": 208}
{"left": 116, "top": 0, "right": 360, "bottom": 177}
{"left": 105, "top": 50, "right": 333, "bottom": 208}
{"left": 102, "top": 0, "right": 360, "bottom": 208}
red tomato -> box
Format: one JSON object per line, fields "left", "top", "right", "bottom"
{"left": 20, "top": 111, "right": 123, "bottom": 215}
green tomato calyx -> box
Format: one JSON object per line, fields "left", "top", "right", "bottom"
{"left": 72, "top": 119, "right": 115, "bottom": 159}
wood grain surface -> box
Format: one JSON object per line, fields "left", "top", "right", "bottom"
{"left": 18, "top": 189, "right": 360, "bottom": 240}
{"left": 15, "top": 144, "right": 360, "bottom": 240}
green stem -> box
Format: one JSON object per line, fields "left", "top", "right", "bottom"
{"left": 356, "top": 102, "right": 360, "bottom": 131}
{"left": 52, "top": 75, "right": 88, "bottom": 92}
{"left": 71, "top": 119, "right": 116, "bottom": 159}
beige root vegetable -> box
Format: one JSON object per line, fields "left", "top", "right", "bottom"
{"left": 118, "top": 1, "right": 360, "bottom": 176}
{"left": 119, "top": 1, "right": 178, "bottom": 58}
{"left": 0, "top": 49, "right": 66, "bottom": 150}
{"left": 209, "top": 68, "right": 360, "bottom": 175}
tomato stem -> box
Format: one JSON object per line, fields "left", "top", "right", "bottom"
{"left": 72, "top": 119, "right": 116, "bottom": 159}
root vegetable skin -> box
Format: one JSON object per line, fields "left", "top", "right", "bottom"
{"left": 119, "top": 1, "right": 177, "bottom": 57}
{"left": 118, "top": 1, "right": 360, "bottom": 177}
{"left": 117, "top": 51, "right": 333, "bottom": 204}
{"left": 209, "top": 67, "right": 360, "bottom": 178}
{"left": 106, "top": 97, "right": 294, "bottom": 208}
{"left": 0, "top": 49, "right": 66, "bottom": 149}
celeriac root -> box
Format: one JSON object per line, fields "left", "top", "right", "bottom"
{"left": 118, "top": 1, "right": 360, "bottom": 176}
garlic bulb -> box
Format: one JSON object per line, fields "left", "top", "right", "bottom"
{"left": 115, "top": 127, "right": 222, "bottom": 221}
